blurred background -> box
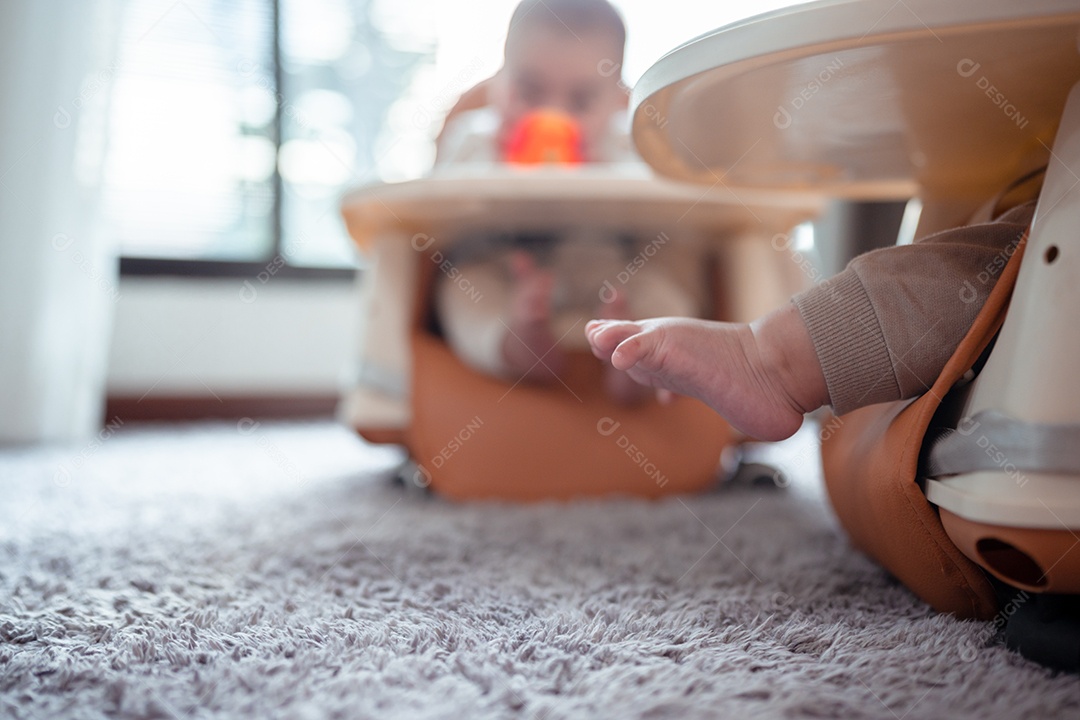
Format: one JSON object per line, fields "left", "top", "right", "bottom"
{"left": 4, "top": 0, "right": 881, "bottom": 444}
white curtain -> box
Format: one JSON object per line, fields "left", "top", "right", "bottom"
{"left": 0, "top": 0, "right": 123, "bottom": 444}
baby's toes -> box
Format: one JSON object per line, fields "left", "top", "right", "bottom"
{"left": 611, "top": 326, "right": 672, "bottom": 375}
{"left": 596, "top": 289, "right": 630, "bottom": 320}
{"left": 610, "top": 333, "right": 651, "bottom": 372}
{"left": 586, "top": 320, "right": 641, "bottom": 360}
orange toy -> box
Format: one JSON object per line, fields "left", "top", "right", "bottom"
{"left": 503, "top": 109, "right": 583, "bottom": 164}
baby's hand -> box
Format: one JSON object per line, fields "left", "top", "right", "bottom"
{"left": 508, "top": 250, "right": 554, "bottom": 325}
{"left": 500, "top": 250, "right": 566, "bottom": 381}
{"left": 585, "top": 307, "right": 827, "bottom": 441}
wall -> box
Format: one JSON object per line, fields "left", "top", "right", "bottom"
{"left": 106, "top": 277, "right": 359, "bottom": 398}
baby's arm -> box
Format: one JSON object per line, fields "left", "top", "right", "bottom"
{"left": 794, "top": 201, "right": 1034, "bottom": 415}
{"left": 586, "top": 303, "right": 827, "bottom": 441}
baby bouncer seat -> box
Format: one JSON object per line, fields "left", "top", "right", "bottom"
{"left": 628, "top": 0, "right": 1080, "bottom": 670}
{"left": 338, "top": 166, "right": 820, "bottom": 501}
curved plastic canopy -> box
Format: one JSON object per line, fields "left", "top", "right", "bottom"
{"left": 632, "top": 0, "right": 1080, "bottom": 205}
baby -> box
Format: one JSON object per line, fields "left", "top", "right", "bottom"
{"left": 586, "top": 201, "right": 1036, "bottom": 439}
{"left": 436, "top": 0, "right": 631, "bottom": 166}
{"left": 434, "top": 0, "right": 703, "bottom": 403}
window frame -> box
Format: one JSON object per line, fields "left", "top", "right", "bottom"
{"left": 117, "top": 0, "right": 356, "bottom": 281}
{"left": 119, "top": 257, "right": 355, "bottom": 280}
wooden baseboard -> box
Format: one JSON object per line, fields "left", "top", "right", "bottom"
{"left": 104, "top": 394, "right": 340, "bottom": 422}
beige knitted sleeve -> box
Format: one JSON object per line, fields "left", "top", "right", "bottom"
{"left": 793, "top": 202, "right": 1034, "bottom": 416}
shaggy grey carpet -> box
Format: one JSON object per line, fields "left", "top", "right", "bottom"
{"left": 0, "top": 420, "right": 1077, "bottom": 719}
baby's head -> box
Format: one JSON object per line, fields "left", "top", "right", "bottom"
{"left": 492, "top": 0, "right": 628, "bottom": 162}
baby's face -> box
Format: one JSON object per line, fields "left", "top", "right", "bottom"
{"left": 494, "top": 26, "right": 626, "bottom": 161}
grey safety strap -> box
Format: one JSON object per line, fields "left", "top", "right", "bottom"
{"left": 924, "top": 409, "right": 1080, "bottom": 478}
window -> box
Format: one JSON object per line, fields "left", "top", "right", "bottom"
{"left": 105, "top": 0, "right": 431, "bottom": 275}
{"left": 103, "top": 0, "right": 812, "bottom": 276}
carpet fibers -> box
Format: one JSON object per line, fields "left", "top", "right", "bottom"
{"left": 0, "top": 421, "right": 1077, "bottom": 719}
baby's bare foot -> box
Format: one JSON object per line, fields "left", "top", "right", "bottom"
{"left": 501, "top": 251, "right": 566, "bottom": 381}
{"left": 585, "top": 304, "right": 828, "bottom": 441}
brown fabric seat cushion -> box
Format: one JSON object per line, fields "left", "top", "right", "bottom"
{"left": 820, "top": 234, "right": 1028, "bottom": 619}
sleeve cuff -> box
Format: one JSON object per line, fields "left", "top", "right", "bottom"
{"left": 792, "top": 269, "right": 900, "bottom": 416}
